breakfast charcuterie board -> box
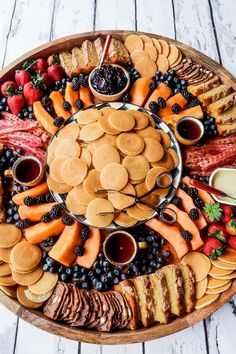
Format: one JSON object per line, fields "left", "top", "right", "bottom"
{"left": 0, "top": 30, "right": 236, "bottom": 344}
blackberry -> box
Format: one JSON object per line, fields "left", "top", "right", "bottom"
{"left": 181, "top": 230, "right": 193, "bottom": 242}
{"left": 189, "top": 208, "right": 199, "bottom": 220}
{"left": 181, "top": 90, "right": 193, "bottom": 101}
{"left": 75, "top": 98, "right": 84, "bottom": 109}
{"left": 148, "top": 101, "right": 159, "bottom": 114}
{"left": 171, "top": 103, "right": 181, "bottom": 114}
{"left": 121, "top": 93, "right": 130, "bottom": 103}
{"left": 44, "top": 193, "right": 54, "bottom": 203}
{"left": 36, "top": 195, "right": 46, "bottom": 204}
{"left": 63, "top": 101, "right": 71, "bottom": 111}
{"left": 47, "top": 236, "right": 58, "bottom": 246}
{"left": 41, "top": 212, "right": 51, "bottom": 223}
{"left": 188, "top": 98, "right": 200, "bottom": 108}
{"left": 180, "top": 182, "right": 188, "bottom": 192}
{"left": 50, "top": 205, "right": 61, "bottom": 219}
{"left": 188, "top": 187, "right": 198, "bottom": 198}
{"left": 24, "top": 196, "right": 36, "bottom": 206}
{"left": 157, "top": 97, "right": 166, "bottom": 108}
{"left": 149, "top": 80, "right": 157, "bottom": 90}
{"left": 41, "top": 96, "right": 52, "bottom": 107}
{"left": 53, "top": 116, "right": 65, "bottom": 127}
{"left": 62, "top": 215, "right": 73, "bottom": 226}
{"left": 194, "top": 197, "right": 204, "bottom": 209}
{"left": 78, "top": 74, "right": 88, "bottom": 87}
{"left": 15, "top": 218, "right": 30, "bottom": 229}
{"left": 75, "top": 245, "right": 85, "bottom": 256}
{"left": 71, "top": 78, "right": 80, "bottom": 91}
{"left": 80, "top": 227, "right": 90, "bottom": 241}
{"left": 172, "top": 196, "right": 182, "bottom": 208}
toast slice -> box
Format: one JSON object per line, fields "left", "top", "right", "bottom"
{"left": 149, "top": 272, "right": 171, "bottom": 324}
{"left": 132, "top": 275, "right": 155, "bottom": 327}
{"left": 198, "top": 84, "right": 232, "bottom": 107}
{"left": 114, "top": 279, "right": 142, "bottom": 330}
{"left": 72, "top": 47, "right": 89, "bottom": 74}
{"left": 187, "top": 76, "right": 220, "bottom": 96}
{"left": 214, "top": 105, "right": 236, "bottom": 124}
{"left": 159, "top": 265, "right": 185, "bottom": 317}
{"left": 178, "top": 264, "right": 195, "bottom": 313}
{"left": 207, "top": 92, "right": 236, "bottom": 116}
{"left": 217, "top": 120, "right": 236, "bottom": 136}
{"left": 94, "top": 37, "right": 106, "bottom": 62}
{"left": 59, "top": 52, "right": 78, "bottom": 77}
{"left": 108, "top": 38, "right": 130, "bottom": 65}
{"left": 82, "top": 40, "right": 100, "bottom": 70}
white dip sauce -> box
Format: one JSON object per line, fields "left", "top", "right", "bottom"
{"left": 212, "top": 169, "right": 236, "bottom": 203}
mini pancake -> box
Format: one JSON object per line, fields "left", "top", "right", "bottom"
{"left": 93, "top": 134, "right": 118, "bottom": 149}
{"left": 47, "top": 138, "right": 58, "bottom": 160}
{"left": 0, "top": 224, "right": 21, "bottom": 248}
{"left": 195, "top": 293, "right": 219, "bottom": 309}
{"left": 98, "top": 111, "right": 120, "bottom": 135}
{"left": 218, "top": 247, "right": 236, "bottom": 264}
{"left": 151, "top": 150, "right": 174, "bottom": 170}
{"left": 25, "top": 288, "right": 53, "bottom": 303}
{"left": 207, "top": 277, "right": 231, "bottom": 289}
{"left": 156, "top": 54, "right": 169, "bottom": 74}
{"left": 12, "top": 265, "right": 43, "bottom": 286}
{"left": 129, "top": 178, "right": 145, "bottom": 184}
{"left": 129, "top": 110, "right": 149, "bottom": 130}
{"left": 130, "top": 50, "right": 150, "bottom": 64}
{"left": 10, "top": 263, "right": 38, "bottom": 274}
{"left": 134, "top": 57, "right": 157, "bottom": 77}
{"left": 83, "top": 169, "right": 106, "bottom": 198}
{"left": 195, "top": 277, "right": 208, "bottom": 299}
{"left": 17, "top": 285, "right": 44, "bottom": 308}
{"left": 205, "top": 281, "right": 232, "bottom": 295}
{"left": 142, "top": 137, "right": 164, "bottom": 162}
{"left": 114, "top": 212, "right": 138, "bottom": 227}
{"left": 158, "top": 130, "right": 171, "bottom": 149}
{"left": 60, "top": 158, "right": 88, "bottom": 186}
{"left": 87, "top": 142, "right": 95, "bottom": 155}
{"left": 135, "top": 182, "right": 159, "bottom": 211}
{"left": 100, "top": 106, "right": 116, "bottom": 115}
{"left": 182, "top": 252, "right": 211, "bottom": 282}
{"left": 209, "top": 265, "right": 233, "bottom": 277}
{"left": 127, "top": 205, "right": 154, "bottom": 221}
{"left": 47, "top": 175, "right": 72, "bottom": 194}
{"left": 0, "top": 285, "right": 17, "bottom": 298}
{"left": 170, "top": 51, "right": 183, "bottom": 68}
{"left": 108, "top": 183, "right": 135, "bottom": 209}
{"left": 0, "top": 246, "right": 13, "bottom": 263}
{"left": 145, "top": 167, "right": 168, "bottom": 190}
{"left": 158, "top": 39, "right": 170, "bottom": 57}
{"left": 122, "top": 155, "right": 149, "bottom": 180}
{"left": 0, "top": 274, "right": 17, "bottom": 286}
{"left": 86, "top": 198, "right": 114, "bottom": 227}
{"left": 151, "top": 38, "right": 162, "bottom": 53}
{"left": 210, "top": 271, "right": 236, "bottom": 280}
{"left": 54, "top": 138, "right": 81, "bottom": 158}
{"left": 10, "top": 240, "right": 41, "bottom": 272}
{"left": 0, "top": 263, "right": 11, "bottom": 276}
{"left": 117, "top": 133, "right": 144, "bottom": 156}
{"left": 80, "top": 122, "right": 104, "bottom": 141}
{"left": 66, "top": 185, "right": 94, "bottom": 212}
{"left": 168, "top": 148, "right": 179, "bottom": 168}
{"left": 137, "top": 126, "right": 161, "bottom": 141}
{"left": 80, "top": 148, "right": 92, "bottom": 167}
{"left": 211, "top": 258, "right": 236, "bottom": 270}
{"left": 57, "top": 122, "right": 80, "bottom": 140}
{"left": 167, "top": 45, "right": 180, "bottom": 66}
{"left": 66, "top": 194, "right": 87, "bottom": 215}
{"left": 28, "top": 272, "right": 58, "bottom": 295}
{"left": 100, "top": 163, "right": 128, "bottom": 191}
{"left": 125, "top": 34, "right": 143, "bottom": 53}
{"left": 92, "top": 145, "right": 120, "bottom": 171}
{"left": 109, "top": 111, "right": 135, "bottom": 132}
{"left": 77, "top": 108, "right": 102, "bottom": 124}
{"left": 139, "top": 35, "right": 153, "bottom": 44}
{"left": 148, "top": 115, "right": 156, "bottom": 128}
{"left": 50, "top": 157, "right": 68, "bottom": 183}
{"left": 144, "top": 43, "right": 158, "bottom": 61}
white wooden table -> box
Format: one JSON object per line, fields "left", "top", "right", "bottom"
{"left": 0, "top": 0, "right": 236, "bottom": 353}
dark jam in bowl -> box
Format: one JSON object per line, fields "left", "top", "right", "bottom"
{"left": 15, "top": 158, "right": 41, "bottom": 183}
{"left": 105, "top": 232, "right": 135, "bottom": 264}
{"left": 91, "top": 65, "right": 128, "bottom": 95}
{"left": 177, "top": 119, "right": 202, "bottom": 140}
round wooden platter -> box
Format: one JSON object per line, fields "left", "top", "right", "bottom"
{"left": 0, "top": 30, "right": 236, "bottom": 344}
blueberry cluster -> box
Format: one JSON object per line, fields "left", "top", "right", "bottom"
{"left": 202, "top": 112, "right": 218, "bottom": 138}
{"left": 0, "top": 148, "right": 20, "bottom": 183}
{"left": 124, "top": 62, "right": 140, "bottom": 85}
{"left": 4, "top": 190, "right": 20, "bottom": 224}
{"left": 0, "top": 97, "right": 10, "bottom": 112}
{"left": 53, "top": 77, "right": 70, "bottom": 95}
{"left": 17, "top": 105, "right": 35, "bottom": 120}
{"left": 41, "top": 96, "right": 55, "bottom": 115}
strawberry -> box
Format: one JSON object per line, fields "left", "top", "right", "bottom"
{"left": 23, "top": 82, "right": 43, "bottom": 105}
{"left": 226, "top": 218, "right": 236, "bottom": 236}
{"left": 7, "top": 95, "right": 25, "bottom": 115}
{"left": 208, "top": 223, "right": 228, "bottom": 242}
{"left": 47, "top": 64, "right": 64, "bottom": 81}
{"left": 227, "top": 237, "right": 236, "bottom": 250}
{"left": 1, "top": 81, "right": 17, "bottom": 96}
{"left": 220, "top": 204, "right": 233, "bottom": 223}
{"left": 32, "top": 58, "right": 48, "bottom": 73}
{"left": 47, "top": 54, "right": 60, "bottom": 66}
{"left": 202, "top": 237, "right": 224, "bottom": 259}
{"left": 15, "top": 69, "right": 31, "bottom": 87}
{"left": 203, "top": 203, "right": 222, "bottom": 223}
{"left": 41, "top": 73, "right": 54, "bottom": 89}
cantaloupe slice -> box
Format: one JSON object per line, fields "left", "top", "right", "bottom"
{"left": 49, "top": 91, "right": 71, "bottom": 119}
{"left": 181, "top": 176, "right": 215, "bottom": 205}
{"left": 145, "top": 218, "right": 188, "bottom": 259}
{"left": 144, "top": 83, "right": 172, "bottom": 109}
{"left": 129, "top": 77, "right": 151, "bottom": 106}
{"left": 12, "top": 182, "right": 49, "bottom": 205}
{"left": 167, "top": 203, "right": 203, "bottom": 250}
{"left": 162, "top": 106, "right": 203, "bottom": 124}
{"left": 49, "top": 221, "right": 82, "bottom": 266}
{"left": 76, "top": 227, "right": 101, "bottom": 268}
{"left": 33, "top": 101, "right": 58, "bottom": 135}
{"left": 25, "top": 219, "right": 65, "bottom": 244}
{"left": 158, "top": 93, "right": 188, "bottom": 118}
{"left": 65, "top": 82, "right": 79, "bottom": 114}
{"left": 79, "top": 86, "right": 93, "bottom": 108}
{"left": 18, "top": 203, "right": 56, "bottom": 222}
{"left": 176, "top": 188, "right": 207, "bottom": 230}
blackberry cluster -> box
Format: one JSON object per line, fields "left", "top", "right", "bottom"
{"left": 188, "top": 187, "right": 198, "bottom": 198}
{"left": 172, "top": 196, "right": 183, "bottom": 208}
{"left": 63, "top": 101, "right": 71, "bottom": 111}
{"left": 74, "top": 246, "right": 85, "bottom": 256}
{"left": 24, "top": 196, "right": 36, "bottom": 206}
{"left": 41, "top": 212, "right": 51, "bottom": 223}
{"left": 54, "top": 77, "right": 70, "bottom": 95}
{"left": 171, "top": 103, "right": 181, "bottom": 114}
{"left": 71, "top": 77, "right": 80, "bottom": 91}
{"left": 75, "top": 98, "right": 84, "bottom": 109}
{"left": 189, "top": 208, "right": 199, "bottom": 221}
{"left": 41, "top": 96, "right": 55, "bottom": 116}
{"left": 41, "top": 236, "right": 58, "bottom": 249}
{"left": 80, "top": 227, "right": 90, "bottom": 241}
{"left": 53, "top": 116, "right": 64, "bottom": 128}
{"left": 50, "top": 205, "right": 61, "bottom": 219}
{"left": 157, "top": 97, "right": 166, "bottom": 108}
{"left": 15, "top": 218, "right": 30, "bottom": 229}
{"left": 78, "top": 73, "right": 89, "bottom": 87}
{"left": 121, "top": 93, "right": 130, "bottom": 103}
{"left": 194, "top": 197, "right": 204, "bottom": 209}
{"left": 148, "top": 101, "right": 159, "bottom": 114}
{"left": 179, "top": 182, "right": 188, "bottom": 192}
{"left": 62, "top": 215, "right": 73, "bottom": 226}
{"left": 181, "top": 230, "right": 193, "bottom": 242}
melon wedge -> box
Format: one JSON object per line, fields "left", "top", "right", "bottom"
{"left": 144, "top": 83, "right": 171, "bottom": 109}
{"left": 76, "top": 227, "right": 101, "bottom": 268}
{"left": 18, "top": 203, "right": 56, "bottom": 222}
{"left": 129, "top": 77, "right": 151, "bottom": 106}
{"left": 181, "top": 176, "right": 215, "bottom": 204}
{"left": 12, "top": 182, "right": 49, "bottom": 205}
{"left": 25, "top": 219, "right": 65, "bottom": 244}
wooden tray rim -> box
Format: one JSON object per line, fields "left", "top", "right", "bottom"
{"left": 0, "top": 30, "right": 236, "bottom": 344}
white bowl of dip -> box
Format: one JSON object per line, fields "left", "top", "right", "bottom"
{"left": 209, "top": 168, "right": 236, "bottom": 206}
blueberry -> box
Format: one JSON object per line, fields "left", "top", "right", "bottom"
{"left": 7, "top": 208, "right": 13, "bottom": 216}
{"left": 93, "top": 260, "right": 99, "bottom": 269}
{"left": 113, "top": 277, "right": 119, "bottom": 285}
{"left": 103, "top": 260, "right": 109, "bottom": 268}
{"left": 66, "top": 267, "right": 72, "bottom": 275}
{"left": 92, "top": 278, "right": 99, "bottom": 286}
{"left": 88, "top": 270, "right": 95, "bottom": 279}
{"left": 43, "top": 263, "right": 49, "bottom": 271}
{"left": 113, "top": 269, "right": 120, "bottom": 276}
{"left": 6, "top": 216, "right": 13, "bottom": 223}
{"left": 152, "top": 241, "right": 159, "bottom": 248}
{"left": 151, "top": 247, "right": 158, "bottom": 255}
{"left": 73, "top": 272, "right": 80, "bottom": 278}
{"left": 141, "top": 265, "right": 147, "bottom": 273}
{"left": 101, "top": 275, "right": 108, "bottom": 283}
{"left": 147, "top": 267, "right": 154, "bottom": 274}
{"left": 95, "top": 268, "right": 102, "bottom": 275}
{"left": 163, "top": 251, "right": 170, "bottom": 258}
{"left": 60, "top": 273, "right": 68, "bottom": 282}
{"left": 120, "top": 273, "right": 126, "bottom": 280}
{"left": 80, "top": 267, "right": 88, "bottom": 274}
{"left": 160, "top": 238, "right": 166, "bottom": 246}
{"left": 107, "top": 271, "right": 113, "bottom": 279}
{"left": 82, "top": 282, "right": 89, "bottom": 290}
{"left": 147, "top": 253, "right": 153, "bottom": 260}
{"left": 95, "top": 281, "right": 103, "bottom": 291}
{"left": 81, "top": 274, "right": 88, "bottom": 282}
{"left": 59, "top": 266, "right": 66, "bottom": 273}
{"left": 73, "top": 265, "right": 80, "bottom": 272}
{"left": 42, "top": 251, "right": 48, "bottom": 259}
{"left": 150, "top": 260, "right": 157, "bottom": 268}
{"left": 46, "top": 257, "right": 55, "bottom": 267}
{"left": 13, "top": 213, "right": 20, "bottom": 221}
{"left": 49, "top": 266, "right": 57, "bottom": 274}
{"left": 156, "top": 256, "right": 163, "bottom": 264}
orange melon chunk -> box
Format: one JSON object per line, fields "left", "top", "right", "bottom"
{"left": 144, "top": 83, "right": 172, "bottom": 109}
{"left": 49, "top": 221, "right": 82, "bottom": 266}
{"left": 65, "top": 82, "right": 79, "bottom": 114}
{"left": 162, "top": 105, "right": 203, "bottom": 124}
{"left": 79, "top": 86, "right": 93, "bottom": 108}
{"left": 181, "top": 176, "right": 215, "bottom": 205}
{"left": 49, "top": 91, "right": 71, "bottom": 119}
{"left": 25, "top": 219, "right": 65, "bottom": 244}
{"left": 18, "top": 202, "right": 56, "bottom": 222}
{"left": 129, "top": 77, "right": 151, "bottom": 106}
{"left": 145, "top": 218, "right": 188, "bottom": 259}
{"left": 12, "top": 182, "right": 49, "bottom": 205}
{"left": 76, "top": 227, "right": 101, "bottom": 268}
{"left": 33, "top": 101, "right": 58, "bottom": 135}
{"left": 158, "top": 93, "right": 188, "bottom": 118}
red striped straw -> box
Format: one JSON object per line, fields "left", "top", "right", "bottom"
{"left": 99, "top": 34, "right": 112, "bottom": 67}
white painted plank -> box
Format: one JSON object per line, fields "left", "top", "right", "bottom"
{"left": 95, "top": 0, "right": 135, "bottom": 30}
{"left": 174, "top": 0, "right": 219, "bottom": 61}
{"left": 145, "top": 322, "right": 207, "bottom": 354}
{"left": 136, "top": 0, "right": 175, "bottom": 39}
{"left": 52, "top": 0, "right": 95, "bottom": 39}
{"left": 0, "top": 304, "right": 18, "bottom": 354}
{"left": 0, "top": 0, "right": 15, "bottom": 69}
{"left": 4, "top": 0, "right": 55, "bottom": 66}
{"left": 211, "top": 0, "right": 236, "bottom": 76}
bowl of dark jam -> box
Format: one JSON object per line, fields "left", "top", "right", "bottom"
{"left": 88, "top": 64, "right": 130, "bottom": 101}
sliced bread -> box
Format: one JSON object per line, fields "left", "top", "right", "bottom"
{"left": 149, "top": 272, "right": 171, "bottom": 324}
{"left": 72, "top": 47, "right": 89, "bottom": 74}
{"left": 82, "top": 40, "right": 100, "bottom": 70}
{"left": 59, "top": 52, "right": 78, "bottom": 77}
{"left": 108, "top": 38, "right": 130, "bottom": 65}
{"left": 214, "top": 106, "right": 236, "bottom": 124}
{"left": 198, "top": 84, "right": 232, "bottom": 107}
{"left": 218, "top": 120, "right": 236, "bottom": 136}
{"left": 179, "top": 264, "right": 195, "bottom": 313}
{"left": 94, "top": 37, "right": 106, "bottom": 62}
{"left": 207, "top": 92, "right": 236, "bottom": 116}
{"left": 187, "top": 76, "right": 220, "bottom": 96}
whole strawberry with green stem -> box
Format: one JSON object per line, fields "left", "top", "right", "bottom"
{"left": 23, "top": 81, "right": 43, "bottom": 105}
{"left": 226, "top": 218, "right": 236, "bottom": 236}
{"left": 203, "top": 203, "right": 223, "bottom": 223}
{"left": 1, "top": 81, "right": 17, "bottom": 96}
{"left": 220, "top": 204, "right": 233, "bottom": 223}
{"left": 15, "top": 69, "right": 31, "bottom": 87}
{"left": 208, "top": 223, "right": 228, "bottom": 242}
{"left": 7, "top": 94, "right": 25, "bottom": 115}
{"left": 202, "top": 237, "right": 224, "bottom": 259}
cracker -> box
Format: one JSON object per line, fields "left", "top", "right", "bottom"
{"left": 109, "top": 111, "right": 135, "bottom": 132}
{"left": 125, "top": 35, "right": 143, "bottom": 53}
{"left": 158, "top": 39, "right": 170, "bottom": 57}
{"left": 25, "top": 288, "right": 53, "bottom": 303}
{"left": 17, "top": 285, "right": 44, "bottom": 309}
{"left": 100, "top": 163, "right": 128, "bottom": 191}
{"left": 144, "top": 43, "right": 158, "bottom": 61}
{"left": 168, "top": 44, "right": 180, "bottom": 66}
{"left": 207, "top": 277, "right": 230, "bottom": 289}
{"left": 134, "top": 57, "right": 157, "bottom": 77}
{"left": 12, "top": 265, "right": 43, "bottom": 286}
{"left": 170, "top": 50, "right": 183, "bottom": 68}
{"left": 151, "top": 38, "right": 162, "bottom": 53}
{"left": 139, "top": 35, "right": 153, "bottom": 44}
{"left": 0, "top": 224, "right": 21, "bottom": 248}
{"left": 195, "top": 293, "right": 219, "bottom": 309}
{"left": 80, "top": 122, "right": 104, "bottom": 141}
{"left": 131, "top": 50, "right": 150, "bottom": 64}
{"left": 92, "top": 145, "right": 120, "bottom": 171}
{"left": 195, "top": 277, "right": 208, "bottom": 299}
{"left": 122, "top": 155, "right": 150, "bottom": 180}
{"left": 117, "top": 133, "right": 144, "bottom": 156}
{"left": 60, "top": 158, "right": 88, "bottom": 186}
{"left": 205, "top": 281, "right": 232, "bottom": 295}
{"left": 156, "top": 54, "right": 169, "bottom": 74}
{"left": 86, "top": 198, "right": 114, "bottom": 227}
